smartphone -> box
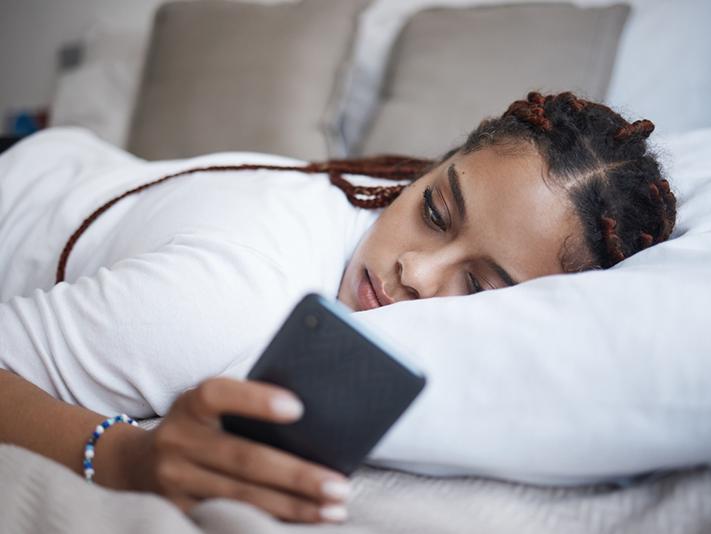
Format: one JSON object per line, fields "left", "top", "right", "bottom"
{"left": 221, "top": 292, "right": 427, "bottom": 475}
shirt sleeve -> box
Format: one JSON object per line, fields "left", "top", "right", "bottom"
{"left": 0, "top": 232, "right": 294, "bottom": 417}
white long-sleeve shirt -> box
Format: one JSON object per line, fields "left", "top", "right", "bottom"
{"left": 0, "top": 127, "right": 381, "bottom": 417}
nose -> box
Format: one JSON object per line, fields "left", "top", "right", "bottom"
{"left": 397, "top": 250, "right": 451, "bottom": 300}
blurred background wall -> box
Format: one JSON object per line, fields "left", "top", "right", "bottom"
{"left": 0, "top": 0, "right": 164, "bottom": 130}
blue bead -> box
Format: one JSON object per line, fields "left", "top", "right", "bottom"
{"left": 101, "top": 420, "right": 111, "bottom": 428}
{"left": 92, "top": 431, "right": 100, "bottom": 439}
{"left": 83, "top": 459, "right": 92, "bottom": 468}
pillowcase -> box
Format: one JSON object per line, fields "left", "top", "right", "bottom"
{"left": 606, "top": 0, "right": 711, "bottom": 138}
{"left": 355, "top": 2, "right": 629, "bottom": 158}
{"left": 355, "top": 128, "right": 711, "bottom": 485}
{"left": 127, "top": 0, "right": 369, "bottom": 161}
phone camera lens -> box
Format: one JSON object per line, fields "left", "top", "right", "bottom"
{"left": 304, "top": 314, "right": 319, "bottom": 329}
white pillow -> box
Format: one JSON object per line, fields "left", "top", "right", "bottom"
{"left": 606, "top": 0, "right": 711, "bottom": 137}
{"left": 355, "top": 128, "right": 711, "bottom": 485}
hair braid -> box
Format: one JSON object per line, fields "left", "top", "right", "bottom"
{"left": 600, "top": 215, "right": 626, "bottom": 262}
{"left": 614, "top": 119, "right": 655, "bottom": 142}
{"left": 319, "top": 154, "right": 432, "bottom": 208}
{"left": 503, "top": 92, "right": 554, "bottom": 132}
{"left": 56, "top": 156, "right": 432, "bottom": 283}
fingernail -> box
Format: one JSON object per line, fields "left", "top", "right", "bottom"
{"left": 321, "top": 479, "right": 351, "bottom": 500}
{"left": 320, "top": 505, "right": 348, "bottom": 522}
{"left": 270, "top": 396, "right": 303, "bottom": 418}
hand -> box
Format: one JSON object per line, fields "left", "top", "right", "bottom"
{"left": 129, "top": 377, "right": 351, "bottom": 523}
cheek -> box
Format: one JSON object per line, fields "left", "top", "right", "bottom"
{"left": 349, "top": 189, "right": 420, "bottom": 270}
{"left": 351, "top": 220, "right": 383, "bottom": 265}
{"left": 364, "top": 208, "right": 407, "bottom": 255}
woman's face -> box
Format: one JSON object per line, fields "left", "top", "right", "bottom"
{"left": 337, "top": 143, "right": 584, "bottom": 311}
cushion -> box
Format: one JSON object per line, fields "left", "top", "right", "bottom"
{"left": 607, "top": 0, "right": 711, "bottom": 137}
{"left": 356, "top": 3, "right": 629, "bottom": 158}
{"left": 127, "top": 0, "right": 369, "bottom": 161}
{"left": 354, "top": 128, "right": 711, "bottom": 485}
{"left": 50, "top": 24, "right": 151, "bottom": 148}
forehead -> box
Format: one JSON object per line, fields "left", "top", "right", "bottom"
{"left": 444, "top": 145, "right": 579, "bottom": 279}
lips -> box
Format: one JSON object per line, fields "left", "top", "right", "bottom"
{"left": 368, "top": 270, "right": 394, "bottom": 306}
{"left": 356, "top": 269, "right": 382, "bottom": 311}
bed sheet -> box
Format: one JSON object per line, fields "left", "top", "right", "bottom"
{"left": 1, "top": 440, "right": 709, "bottom": 534}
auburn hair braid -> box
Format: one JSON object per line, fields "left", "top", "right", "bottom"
{"left": 55, "top": 156, "right": 432, "bottom": 283}
{"left": 467, "top": 91, "right": 677, "bottom": 269}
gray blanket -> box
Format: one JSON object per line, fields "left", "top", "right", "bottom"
{"left": 1, "top": 443, "right": 710, "bottom": 534}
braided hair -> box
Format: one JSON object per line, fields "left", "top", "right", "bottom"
{"left": 56, "top": 92, "right": 676, "bottom": 282}
{"left": 56, "top": 157, "right": 432, "bottom": 282}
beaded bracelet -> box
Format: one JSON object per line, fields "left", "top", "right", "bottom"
{"left": 83, "top": 414, "right": 138, "bottom": 483}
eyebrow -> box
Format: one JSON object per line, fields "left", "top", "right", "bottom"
{"left": 446, "top": 164, "right": 520, "bottom": 288}
{"left": 447, "top": 164, "right": 467, "bottom": 222}
{"left": 483, "top": 257, "right": 519, "bottom": 288}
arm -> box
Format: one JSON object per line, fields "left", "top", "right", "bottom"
{"left": 0, "top": 233, "right": 351, "bottom": 521}
{"left": 0, "top": 369, "right": 351, "bottom": 522}
{"left": 0, "top": 233, "right": 295, "bottom": 417}
{"left": 0, "top": 368, "right": 141, "bottom": 490}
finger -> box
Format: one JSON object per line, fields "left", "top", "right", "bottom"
{"left": 170, "top": 495, "right": 199, "bottom": 513}
{"left": 163, "top": 459, "right": 347, "bottom": 524}
{"left": 183, "top": 377, "right": 304, "bottom": 424}
{"left": 161, "top": 419, "right": 350, "bottom": 503}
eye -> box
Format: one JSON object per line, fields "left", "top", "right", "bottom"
{"left": 466, "top": 273, "right": 484, "bottom": 295}
{"left": 422, "top": 186, "right": 481, "bottom": 294}
{"left": 422, "top": 186, "right": 446, "bottom": 231}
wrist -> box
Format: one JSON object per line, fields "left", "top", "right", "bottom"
{"left": 91, "top": 421, "right": 148, "bottom": 491}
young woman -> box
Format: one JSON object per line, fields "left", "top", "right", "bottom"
{"left": 0, "top": 92, "right": 677, "bottom": 524}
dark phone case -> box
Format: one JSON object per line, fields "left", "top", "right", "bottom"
{"left": 221, "top": 293, "right": 426, "bottom": 475}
